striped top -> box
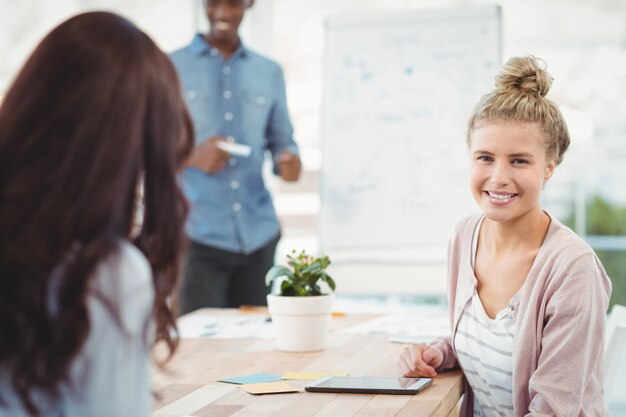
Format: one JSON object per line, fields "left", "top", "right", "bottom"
{"left": 455, "top": 294, "right": 515, "bottom": 416}
{"left": 454, "top": 216, "right": 516, "bottom": 417}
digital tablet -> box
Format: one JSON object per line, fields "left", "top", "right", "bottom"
{"left": 304, "top": 376, "right": 432, "bottom": 395}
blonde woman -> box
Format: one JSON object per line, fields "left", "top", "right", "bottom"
{"left": 398, "top": 56, "right": 611, "bottom": 416}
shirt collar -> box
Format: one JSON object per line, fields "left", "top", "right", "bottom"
{"left": 189, "top": 33, "right": 248, "bottom": 59}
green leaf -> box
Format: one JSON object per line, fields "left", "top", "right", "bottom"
{"left": 265, "top": 265, "right": 293, "bottom": 286}
{"left": 272, "top": 249, "right": 336, "bottom": 296}
{"left": 310, "top": 284, "right": 321, "bottom": 295}
{"left": 292, "top": 282, "right": 306, "bottom": 296}
{"left": 320, "top": 272, "right": 336, "bottom": 292}
{"left": 281, "top": 282, "right": 296, "bottom": 296}
{"left": 301, "top": 260, "right": 322, "bottom": 275}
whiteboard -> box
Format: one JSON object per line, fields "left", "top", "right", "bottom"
{"left": 320, "top": 5, "right": 501, "bottom": 265}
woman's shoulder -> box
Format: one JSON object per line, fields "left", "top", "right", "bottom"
{"left": 89, "top": 241, "right": 154, "bottom": 333}
{"left": 93, "top": 241, "right": 152, "bottom": 293}
{"left": 115, "top": 241, "right": 152, "bottom": 285}
{"left": 538, "top": 214, "right": 611, "bottom": 294}
{"left": 542, "top": 215, "right": 598, "bottom": 263}
{"left": 450, "top": 213, "right": 483, "bottom": 241}
{"left": 65, "top": 242, "right": 154, "bottom": 417}
{"left": 446, "top": 213, "right": 483, "bottom": 267}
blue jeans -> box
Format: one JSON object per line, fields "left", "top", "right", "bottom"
{"left": 179, "top": 234, "right": 279, "bottom": 314}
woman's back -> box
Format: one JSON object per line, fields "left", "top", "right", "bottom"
{"left": 0, "top": 11, "right": 192, "bottom": 415}
{"left": 0, "top": 242, "right": 153, "bottom": 417}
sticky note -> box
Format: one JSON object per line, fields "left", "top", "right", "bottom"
{"left": 219, "top": 373, "right": 282, "bottom": 385}
{"left": 239, "top": 381, "right": 300, "bottom": 395}
{"left": 281, "top": 372, "right": 349, "bottom": 380}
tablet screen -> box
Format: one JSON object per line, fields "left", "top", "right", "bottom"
{"left": 304, "top": 376, "right": 432, "bottom": 395}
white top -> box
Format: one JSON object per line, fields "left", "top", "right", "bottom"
{"left": 0, "top": 241, "right": 154, "bottom": 417}
{"left": 454, "top": 216, "right": 516, "bottom": 417}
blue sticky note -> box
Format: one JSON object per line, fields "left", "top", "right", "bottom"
{"left": 219, "top": 373, "right": 282, "bottom": 385}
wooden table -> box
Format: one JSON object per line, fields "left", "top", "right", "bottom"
{"left": 152, "top": 308, "right": 463, "bottom": 417}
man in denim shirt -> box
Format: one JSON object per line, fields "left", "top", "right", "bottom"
{"left": 170, "top": 0, "right": 301, "bottom": 313}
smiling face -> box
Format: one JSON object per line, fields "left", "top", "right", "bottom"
{"left": 205, "top": 0, "right": 251, "bottom": 47}
{"left": 469, "top": 122, "right": 556, "bottom": 225}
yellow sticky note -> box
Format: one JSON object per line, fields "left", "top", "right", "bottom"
{"left": 239, "top": 381, "right": 300, "bottom": 395}
{"left": 281, "top": 372, "right": 349, "bottom": 380}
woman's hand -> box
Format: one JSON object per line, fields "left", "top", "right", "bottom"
{"left": 397, "top": 344, "right": 443, "bottom": 378}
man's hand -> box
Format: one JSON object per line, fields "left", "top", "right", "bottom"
{"left": 278, "top": 151, "right": 301, "bottom": 182}
{"left": 185, "top": 136, "right": 230, "bottom": 173}
{"left": 397, "top": 344, "right": 443, "bottom": 378}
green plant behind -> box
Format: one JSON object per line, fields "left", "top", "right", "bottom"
{"left": 265, "top": 250, "right": 336, "bottom": 296}
{"left": 564, "top": 195, "right": 626, "bottom": 311}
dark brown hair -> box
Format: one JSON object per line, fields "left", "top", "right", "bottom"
{"left": 467, "top": 55, "right": 570, "bottom": 165}
{"left": 0, "top": 11, "right": 193, "bottom": 415}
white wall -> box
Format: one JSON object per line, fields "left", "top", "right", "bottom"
{"left": 2, "top": 0, "right": 626, "bottom": 294}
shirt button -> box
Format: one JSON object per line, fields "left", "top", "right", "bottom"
{"left": 187, "top": 91, "right": 197, "bottom": 99}
{"left": 256, "top": 96, "right": 266, "bottom": 105}
{"left": 224, "top": 112, "right": 234, "bottom": 121}
{"left": 230, "top": 180, "right": 240, "bottom": 189}
{"left": 229, "top": 158, "right": 237, "bottom": 166}
{"left": 223, "top": 66, "right": 231, "bottom": 74}
{"left": 223, "top": 90, "right": 232, "bottom": 99}
{"left": 210, "top": 48, "right": 219, "bottom": 56}
{"left": 233, "top": 202, "right": 241, "bottom": 211}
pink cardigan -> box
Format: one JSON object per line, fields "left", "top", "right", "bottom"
{"left": 432, "top": 213, "right": 612, "bottom": 417}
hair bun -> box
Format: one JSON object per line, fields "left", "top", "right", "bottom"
{"left": 494, "top": 56, "right": 553, "bottom": 97}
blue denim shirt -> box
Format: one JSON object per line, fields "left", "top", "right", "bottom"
{"left": 170, "top": 35, "right": 298, "bottom": 254}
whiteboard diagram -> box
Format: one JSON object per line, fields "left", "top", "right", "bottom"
{"left": 320, "top": 6, "right": 501, "bottom": 263}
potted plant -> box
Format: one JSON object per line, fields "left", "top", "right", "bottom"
{"left": 265, "top": 250, "right": 336, "bottom": 352}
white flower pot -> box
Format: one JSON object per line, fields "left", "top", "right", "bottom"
{"left": 266, "top": 294, "right": 334, "bottom": 352}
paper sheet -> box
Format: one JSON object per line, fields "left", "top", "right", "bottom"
{"left": 177, "top": 314, "right": 274, "bottom": 339}
{"left": 342, "top": 313, "right": 450, "bottom": 343}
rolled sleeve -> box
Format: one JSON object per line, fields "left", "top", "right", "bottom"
{"left": 265, "top": 66, "right": 298, "bottom": 175}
